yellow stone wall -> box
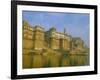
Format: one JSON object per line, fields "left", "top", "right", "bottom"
{"left": 50, "top": 38, "right": 60, "bottom": 49}
{"left": 23, "top": 39, "right": 33, "bottom": 49}
{"left": 22, "top": 21, "right": 89, "bottom": 68}
{"left": 23, "top": 21, "right": 34, "bottom": 68}
{"left": 33, "top": 30, "right": 44, "bottom": 50}
{"left": 23, "top": 54, "right": 31, "bottom": 68}
{"left": 34, "top": 40, "right": 44, "bottom": 50}
{"left": 59, "top": 39, "right": 71, "bottom": 50}
{"left": 62, "top": 39, "right": 69, "bottom": 50}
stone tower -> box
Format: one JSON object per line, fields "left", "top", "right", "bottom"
{"left": 33, "top": 25, "right": 45, "bottom": 50}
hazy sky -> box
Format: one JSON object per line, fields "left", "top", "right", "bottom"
{"left": 22, "top": 11, "right": 90, "bottom": 47}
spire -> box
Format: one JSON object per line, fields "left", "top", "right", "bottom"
{"left": 64, "top": 28, "right": 66, "bottom": 34}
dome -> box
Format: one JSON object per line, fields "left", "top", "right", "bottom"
{"left": 50, "top": 27, "right": 56, "bottom": 31}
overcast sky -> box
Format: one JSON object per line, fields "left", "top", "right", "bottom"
{"left": 22, "top": 11, "right": 90, "bottom": 47}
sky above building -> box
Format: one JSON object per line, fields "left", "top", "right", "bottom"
{"left": 22, "top": 11, "right": 90, "bottom": 47}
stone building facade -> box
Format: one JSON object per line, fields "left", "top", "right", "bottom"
{"left": 23, "top": 21, "right": 89, "bottom": 68}
{"left": 45, "top": 27, "right": 71, "bottom": 50}
{"left": 23, "top": 21, "right": 45, "bottom": 51}
{"left": 23, "top": 21, "right": 86, "bottom": 52}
